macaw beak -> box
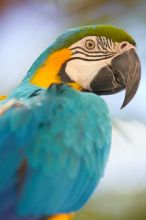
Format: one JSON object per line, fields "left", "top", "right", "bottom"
{"left": 90, "top": 47, "right": 141, "bottom": 108}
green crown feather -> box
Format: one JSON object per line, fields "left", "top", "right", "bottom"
{"left": 55, "top": 25, "right": 136, "bottom": 50}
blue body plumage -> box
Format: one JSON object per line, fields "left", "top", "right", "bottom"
{"left": 0, "top": 84, "right": 111, "bottom": 220}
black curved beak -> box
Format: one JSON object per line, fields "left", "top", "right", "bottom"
{"left": 90, "top": 48, "right": 141, "bottom": 108}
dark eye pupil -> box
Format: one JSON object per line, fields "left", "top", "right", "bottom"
{"left": 86, "top": 40, "right": 95, "bottom": 49}
{"left": 89, "top": 43, "right": 93, "bottom": 47}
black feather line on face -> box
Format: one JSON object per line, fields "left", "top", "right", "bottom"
{"left": 71, "top": 46, "right": 108, "bottom": 54}
{"left": 68, "top": 54, "right": 114, "bottom": 62}
{"left": 106, "top": 38, "right": 111, "bottom": 49}
{"left": 72, "top": 51, "right": 114, "bottom": 58}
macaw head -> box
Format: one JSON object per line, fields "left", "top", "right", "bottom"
{"left": 29, "top": 25, "right": 141, "bottom": 108}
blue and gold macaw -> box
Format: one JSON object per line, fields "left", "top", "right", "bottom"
{"left": 0, "top": 25, "right": 141, "bottom": 220}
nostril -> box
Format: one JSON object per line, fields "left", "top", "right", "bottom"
{"left": 121, "top": 42, "right": 127, "bottom": 49}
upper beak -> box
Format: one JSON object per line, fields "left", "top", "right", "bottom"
{"left": 90, "top": 47, "right": 141, "bottom": 108}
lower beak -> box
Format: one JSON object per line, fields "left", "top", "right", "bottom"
{"left": 90, "top": 48, "right": 141, "bottom": 108}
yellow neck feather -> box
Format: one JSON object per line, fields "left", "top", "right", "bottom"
{"left": 30, "top": 48, "right": 82, "bottom": 91}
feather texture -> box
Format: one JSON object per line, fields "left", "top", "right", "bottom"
{"left": 0, "top": 84, "right": 111, "bottom": 219}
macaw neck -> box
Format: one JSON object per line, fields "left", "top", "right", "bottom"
{"left": 24, "top": 48, "right": 81, "bottom": 91}
{"left": 6, "top": 46, "right": 82, "bottom": 101}
{"left": 0, "top": 44, "right": 83, "bottom": 103}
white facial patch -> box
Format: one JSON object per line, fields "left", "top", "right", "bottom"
{"left": 65, "top": 36, "right": 119, "bottom": 90}
{"left": 65, "top": 57, "right": 113, "bottom": 90}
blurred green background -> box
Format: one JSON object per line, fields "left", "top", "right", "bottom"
{"left": 0, "top": 0, "right": 146, "bottom": 219}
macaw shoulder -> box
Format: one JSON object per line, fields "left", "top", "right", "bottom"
{"left": 30, "top": 84, "right": 112, "bottom": 137}
{"left": 45, "top": 83, "right": 110, "bottom": 118}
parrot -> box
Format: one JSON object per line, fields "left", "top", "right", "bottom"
{"left": 0, "top": 25, "right": 141, "bottom": 220}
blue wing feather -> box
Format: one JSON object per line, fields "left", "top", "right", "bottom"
{"left": 0, "top": 84, "right": 111, "bottom": 219}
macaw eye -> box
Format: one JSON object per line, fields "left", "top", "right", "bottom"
{"left": 85, "top": 40, "right": 95, "bottom": 50}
